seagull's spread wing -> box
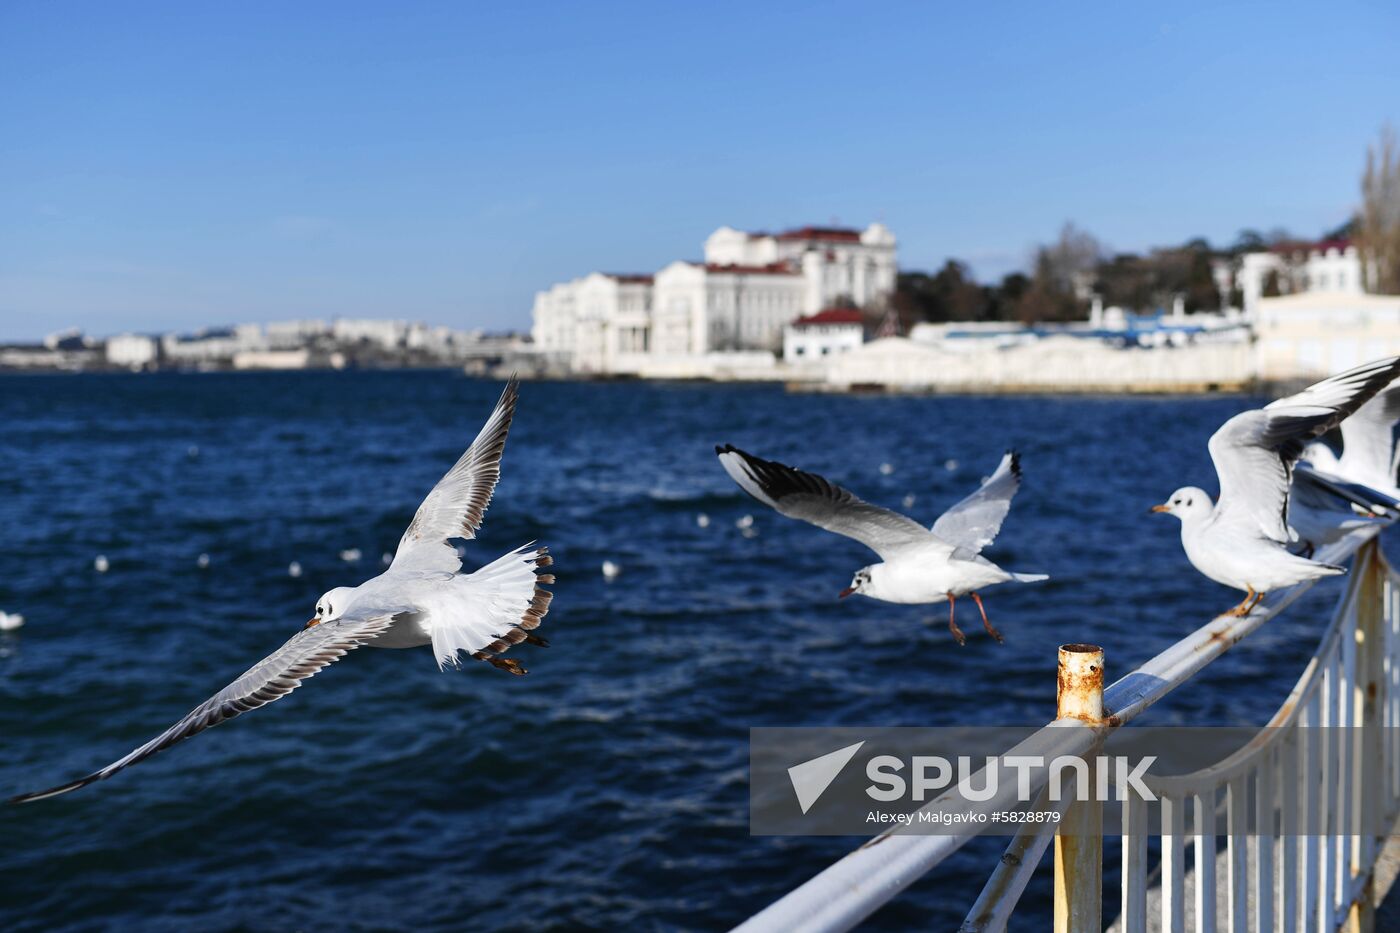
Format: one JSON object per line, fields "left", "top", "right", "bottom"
{"left": 716, "top": 444, "right": 929, "bottom": 559}
{"left": 1210, "top": 356, "right": 1400, "bottom": 543}
{"left": 1340, "top": 382, "right": 1400, "bottom": 487}
{"left": 391, "top": 377, "right": 519, "bottom": 575}
{"left": 930, "top": 451, "right": 1022, "bottom": 557}
{"left": 9, "top": 612, "right": 400, "bottom": 804}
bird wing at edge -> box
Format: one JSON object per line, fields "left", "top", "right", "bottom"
{"left": 9, "top": 611, "right": 401, "bottom": 804}
{"left": 1210, "top": 356, "right": 1400, "bottom": 543}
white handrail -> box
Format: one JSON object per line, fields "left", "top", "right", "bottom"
{"left": 733, "top": 526, "right": 1391, "bottom": 933}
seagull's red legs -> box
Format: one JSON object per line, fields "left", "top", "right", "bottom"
{"left": 947, "top": 593, "right": 966, "bottom": 646}
{"left": 970, "top": 592, "right": 1004, "bottom": 644}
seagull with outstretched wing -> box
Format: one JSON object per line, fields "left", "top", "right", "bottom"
{"left": 1304, "top": 380, "right": 1400, "bottom": 496}
{"left": 1151, "top": 356, "right": 1400, "bottom": 617}
{"left": 715, "top": 445, "right": 1047, "bottom": 644}
{"left": 11, "top": 377, "right": 553, "bottom": 803}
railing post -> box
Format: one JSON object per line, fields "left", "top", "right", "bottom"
{"left": 1054, "top": 644, "right": 1105, "bottom": 933}
{"left": 1347, "top": 540, "right": 1384, "bottom": 933}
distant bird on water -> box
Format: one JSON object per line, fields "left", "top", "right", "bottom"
{"left": 1151, "top": 356, "right": 1400, "bottom": 618}
{"left": 715, "top": 445, "right": 1047, "bottom": 644}
{"left": 11, "top": 377, "right": 553, "bottom": 804}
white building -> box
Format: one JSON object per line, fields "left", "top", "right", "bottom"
{"left": 703, "top": 223, "right": 897, "bottom": 313}
{"left": 783, "top": 308, "right": 865, "bottom": 363}
{"left": 332, "top": 318, "right": 410, "bottom": 349}
{"left": 232, "top": 348, "right": 311, "bottom": 370}
{"left": 531, "top": 272, "right": 653, "bottom": 373}
{"left": 162, "top": 325, "right": 263, "bottom": 364}
{"left": 650, "top": 260, "right": 807, "bottom": 356}
{"left": 531, "top": 221, "right": 897, "bottom": 372}
{"left": 265, "top": 319, "right": 329, "bottom": 349}
{"left": 105, "top": 334, "right": 158, "bottom": 368}
{"left": 1254, "top": 291, "right": 1400, "bottom": 380}
{"left": 1238, "top": 239, "right": 1364, "bottom": 319}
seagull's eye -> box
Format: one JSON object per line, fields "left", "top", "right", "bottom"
{"left": 1173, "top": 499, "right": 1181, "bottom": 505}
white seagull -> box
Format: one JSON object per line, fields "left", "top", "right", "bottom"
{"left": 715, "top": 445, "right": 1047, "bottom": 644}
{"left": 11, "top": 377, "right": 553, "bottom": 804}
{"left": 1303, "top": 379, "right": 1400, "bottom": 496}
{"left": 1289, "top": 377, "right": 1400, "bottom": 551}
{"left": 1151, "top": 356, "right": 1400, "bottom": 617}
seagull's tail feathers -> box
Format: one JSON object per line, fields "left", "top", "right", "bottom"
{"left": 1009, "top": 571, "right": 1049, "bottom": 584}
{"left": 433, "top": 544, "right": 554, "bottom": 674}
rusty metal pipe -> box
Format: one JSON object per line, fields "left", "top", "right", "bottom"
{"left": 1054, "top": 645, "right": 1104, "bottom": 933}
{"left": 1056, "top": 644, "right": 1105, "bottom": 723}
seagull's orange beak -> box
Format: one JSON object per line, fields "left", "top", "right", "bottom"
{"left": 838, "top": 586, "right": 855, "bottom": 599}
{"left": 1150, "top": 504, "right": 1171, "bottom": 514}
{"left": 303, "top": 617, "right": 320, "bottom": 630}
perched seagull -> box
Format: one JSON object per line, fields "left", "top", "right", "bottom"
{"left": 10, "top": 377, "right": 553, "bottom": 804}
{"left": 715, "top": 445, "right": 1047, "bottom": 644}
{"left": 1151, "top": 357, "right": 1400, "bottom": 617}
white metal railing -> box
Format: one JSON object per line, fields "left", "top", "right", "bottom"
{"left": 733, "top": 527, "right": 1399, "bottom": 933}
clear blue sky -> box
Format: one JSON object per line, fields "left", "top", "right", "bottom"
{"left": 2, "top": 1, "right": 1397, "bottom": 340}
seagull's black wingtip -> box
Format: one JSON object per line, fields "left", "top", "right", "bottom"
{"left": 715, "top": 443, "right": 737, "bottom": 456}
{"left": 1006, "top": 449, "right": 1022, "bottom": 478}
{"left": 7, "top": 775, "right": 93, "bottom": 805}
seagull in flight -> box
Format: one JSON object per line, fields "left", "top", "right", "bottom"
{"left": 715, "top": 445, "right": 1047, "bottom": 644}
{"left": 11, "top": 377, "right": 553, "bottom": 804}
{"left": 1303, "top": 378, "right": 1400, "bottom": 497}
{"left": 1151, "top": 356, "right": 1400, "bottom": 617}
{"left": 1286, "top": 378, "right": 1400, "bottom": 553}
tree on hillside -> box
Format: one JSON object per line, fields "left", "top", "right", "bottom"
{"left": 1323, "top": 216, "right": 1358, "bottom": 241}
{"left": 1358, "top": 125, "right": 1400, "bottom": 294}
{"left": 1016, "top": 223, "right": 1102, "bottom": 324}
{"left": 1230, "top": 229, "right": 1267, "bottom": 254}
{"left": 892, "top": 260, "right": 989, "bottom": 324}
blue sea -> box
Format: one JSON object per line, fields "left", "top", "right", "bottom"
{"left": 0, "top": 372, "right": 1365, "bottom": 931}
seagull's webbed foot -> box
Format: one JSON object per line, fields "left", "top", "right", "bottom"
{"left": 970, "top": 592, "right": 1004, "bottom": 644}
{"left": 947, "top": 594, "right": 966, "bottom": 646}
{"left": 1224, "top": 586, "right": 1258, "bottom": 617}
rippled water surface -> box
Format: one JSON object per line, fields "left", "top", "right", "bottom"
{"left": 0, "top": 372, "right": 1371, "bottom": 931}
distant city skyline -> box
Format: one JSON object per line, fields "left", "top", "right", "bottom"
{"left": 1, "top": 0, "right": 1397, "bottom": 341}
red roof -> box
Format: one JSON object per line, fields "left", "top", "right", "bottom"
{"left": 703, "top": 262, "right": 800, "bottom": 276}
{"left": 791, "top": 308, "right": 864, "bottom": 327}
{"left": 604, "top": 273, "right": 654, "bottom": 284}
{"left": 1271, "top": 237, "right": 1353, "bottom": 256}
{"left": 775, "top": 225, "right": 863, "bottom": 243}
